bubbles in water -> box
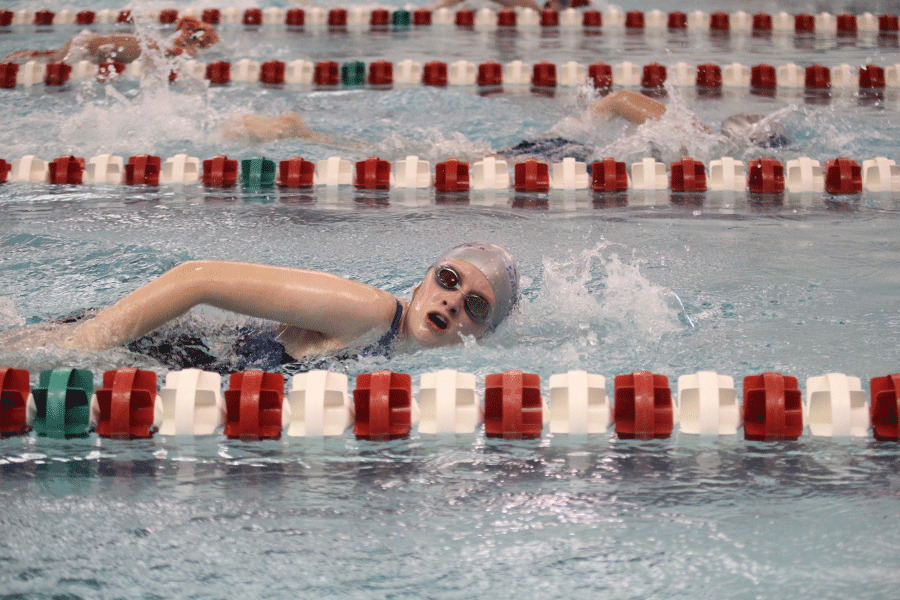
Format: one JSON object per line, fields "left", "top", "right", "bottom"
{"left": 0, "top": 297, "right": 25, "bottom": 329}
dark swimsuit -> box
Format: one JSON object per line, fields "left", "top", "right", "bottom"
{"left": 124, "top": 299, "right": 405, "bottom": 374}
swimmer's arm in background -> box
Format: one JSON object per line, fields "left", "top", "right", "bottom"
{"left": 221, "top": 112, "right": 333, "bottom": 144}
{"left": 66, "top": 261, "right": 399, "bottom": 351}
{"left": 423, "top": 0, "right": 543, "bottom": 11}
{"left": 589, "top": 90, "right": 668, "bottom": 124}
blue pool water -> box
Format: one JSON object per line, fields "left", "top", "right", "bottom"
{"left": 1, "top": 1, "right": 899, "bottom": 598}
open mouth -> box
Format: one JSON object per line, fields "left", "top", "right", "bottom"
{"left": 428, "top": 312, "right": 449, "bottom": 331}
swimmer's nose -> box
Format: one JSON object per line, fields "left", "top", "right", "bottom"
{"left": 442, "top": 298, "right": 459, "bottom": 317}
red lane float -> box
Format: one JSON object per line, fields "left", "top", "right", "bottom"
{"left": 583, "top": 10, "right": 602, "bottom": 28}
{"left": 751, "top": 64, "right": 777, "bottom": 89}
{"left": 202, "top": 9, "right": 220, "bottom": 24}
{"left": 314, "top": 61, "right": 339, "bottom": 86}
{"left": 368, "top": 60, "right": 393, "bottom": 85}
{"left": 95, "top": 368, "right": 157, "bottom": 440}
{"left": 589, "top": 62, "right": 613, "bottom": 88}
{"left": 642, "top": 63, "right": 666, "bottom": 88}
{"left": 484, "top": 370, "right": 543, "bottom": 439}
{"left": 0, "top": 10, "right": 13, "bottom": 26}
{"left": 696, "top": 63, "right": 722, "bottom": 87}
{"left": 825, "top": 157, "right": 862, "bottom": 194}
{"left": 413, "top": 9, "right": 432, "bottom": 26}
{"left": 278, "top": 157, "right": 315, "bottom": 188}
{"left": 260, "top": 60, "right": 285, "bottom": 85}
{"left": 243, "top": 8, "right": 263, "bottom": 26}
{"left": 286, "top": 9, "right": 305, "bottom": 27}
{"left": 159, "top": 9, "right": 178, "bottom": 24}
{"left": 742, "top": 373, "right": 803, "bottom": 441}
{"left": 626, "top": 11, "right": 645, "bottom": 29}
{"left": 44, "top": 62, "right": 71, "bottom": 86}
{"left": 837, "top": 14, "right": 857, "bottom": 34}
{"left": 859, "top": 65, "right": 885, "bottom": 88}
{"left": 0, "top": 367, "right": 30, "bottom": 437}
{"left": 35, "top": 10, "right": 54, "bottom": 26}
{"left": 435, "top": 159, "right": 470, "bottom": 192}
{"left": 540, "top": 10, "right": 559, "bottom": 27}
{"left": 353, "top": 370, "right": 413, "bottom": 440}
{"left": 328, "top": 9, "right": 348, "bottom": 27}
{"left": 0, "top": 62, "right": 18, "bottom": 88}
{"left": 591, "top": 157, "right": 628, "bottom": 192}
{"left": 371, "top": 9, "right": 390, "bottom": 28}
{"left": 671, "top": 158, "right": 707, "bottom": 192}
{"left": 753, "top": 13, "right": 772, "bottom": 31}
{"left": 77, "top": 10, "right": 95, "bottom": 25}
{"left": 805, "top": 64, "right": 831, "bottom": 89}
{"left": 870, "top": 374, "right": 900, "bottom": 441}
{"left": 0, "top": 159, "right": 10, "bottom": 183}
{"left": 224, "top": 370, "right": 285, "bottom": 440}
{"left": 748, "top": 158, "right": 785, "bottom": 193}
{"left": 117, "top": 10, "right": 132, "bottom": 24}
{"left": 48, "top": 155, "right": 85, "bottom": 185}
{"left": 514, "top": 159, "right": 550, "bottom": 192}
{"left": 614, "top": 371, "right": 673, "bottom": 439}
{"left": 423, "top": 61, "right": 448, "bottom": 86}
{"left": 710, "top": 12, "right": 729, "bottom": 31}
{"left": 795, "top": 13, "right": 815, "bottom": 32}
{"left": 532, "top": 61, "right": 556, "bottom": 87}
{"left": 668, "top": 11, "right": 686, "bottom": 29}
{"left": 206, "top": 61, "right": 231, "bottom": 84}
{"left": 498, "top": 9, "right": 516, "bottom": 27}
{"left": 881, "top": 14, "right": 899, "bottom": 32}
{"left": 125, "top": 155, "right": 161, "bottom": 186}
{"left": 355, "top": 156, "right": 390, "bottom": 189}
{"left": 477, "top": 61, "right": 502, "bottom": 86}
{"left": 455, "top": 9, "right": 474, "bottom": 27}
{"left": 202, "top": 154, "right": 238, "bottom": 187}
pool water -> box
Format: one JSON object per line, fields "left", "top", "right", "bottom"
{"left": 1, "top": 1, "right": 899, "bottom": 599}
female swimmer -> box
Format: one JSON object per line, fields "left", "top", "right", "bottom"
{"left": 45, "top": 243, "right": 518, "bottom": 368}
{"left": 3, "top": 17, "right": 219, "bottom": 65}
{"left": 221, "top": 90, "right": 786, "bottom": 159}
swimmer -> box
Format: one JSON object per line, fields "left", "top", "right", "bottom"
{"left": 9, "top": 243, "right": 518, "bottom": 367}
{"left": 2, "top": 17, "right": 219, "bottom": 65}
{"left": 424, "top": 0, "right": 546, "bottom": 12}
{"left": 220, "top": 112, "right": 332, "bottom": 144}
{"left": 499, "top": 90, "right": 789, "bottom": 164}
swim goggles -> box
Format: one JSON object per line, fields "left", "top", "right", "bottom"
{"left": 434, "top": 265, "right": 492, "bottom": 324}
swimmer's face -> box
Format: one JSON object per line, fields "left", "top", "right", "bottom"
{"left": 405, "top": 259, "right": 495, "bottom": 347}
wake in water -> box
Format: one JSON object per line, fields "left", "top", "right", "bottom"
{"left": 507, "top": 241, "right": 693, "bottom": 355}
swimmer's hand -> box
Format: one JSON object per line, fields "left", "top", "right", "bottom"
{"left": 0, "top": 322, "right": 80, "bottom": 351}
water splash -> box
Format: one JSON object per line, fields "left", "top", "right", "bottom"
{"left": 515, "top": 241, "right": 691, "bottom": 352}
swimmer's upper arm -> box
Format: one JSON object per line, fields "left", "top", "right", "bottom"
{"left": 68, "top": 261, "right": 397, "bottom": 350}
{"left": 590, "top": 90, "right": 667, "bottom": 124}
{"left": 196, "top": 262, "right": 398, "bottom": 342}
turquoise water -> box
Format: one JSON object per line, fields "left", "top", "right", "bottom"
{"left": 1, "top": 1, "right": 899, "bottom": 598}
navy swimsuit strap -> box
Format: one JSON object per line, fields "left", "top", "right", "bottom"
{"left": 374, "top": 299, "right": 404, "bottom": 350}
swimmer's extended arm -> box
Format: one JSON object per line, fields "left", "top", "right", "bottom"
{"left": 67, "top": 261, "right": 399, "bottom": 350}
{"left": 589, "top": 90, "right": 667, "bottom": 124}
{"left": 221, "top": 112, "right": 332, "bottom": 144}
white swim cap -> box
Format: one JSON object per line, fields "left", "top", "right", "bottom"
{"left": 721, "top": 114, "right": 789, "bottom": 148}
{"left": 433, "top": 243, "right": 519, "bottom": 329}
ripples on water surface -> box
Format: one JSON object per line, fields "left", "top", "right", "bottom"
{"left": 1, "top": 1, "right": 900, "bottom": 598}
{"left": 2, "top": 437, "right": 899, "bottom": 600}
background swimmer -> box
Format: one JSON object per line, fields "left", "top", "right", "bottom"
{"left": 3, "top": 17, "right": 219, "bottom": 65}
{"left": 219, "top": 90, "right": 787, "bottom": 161}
